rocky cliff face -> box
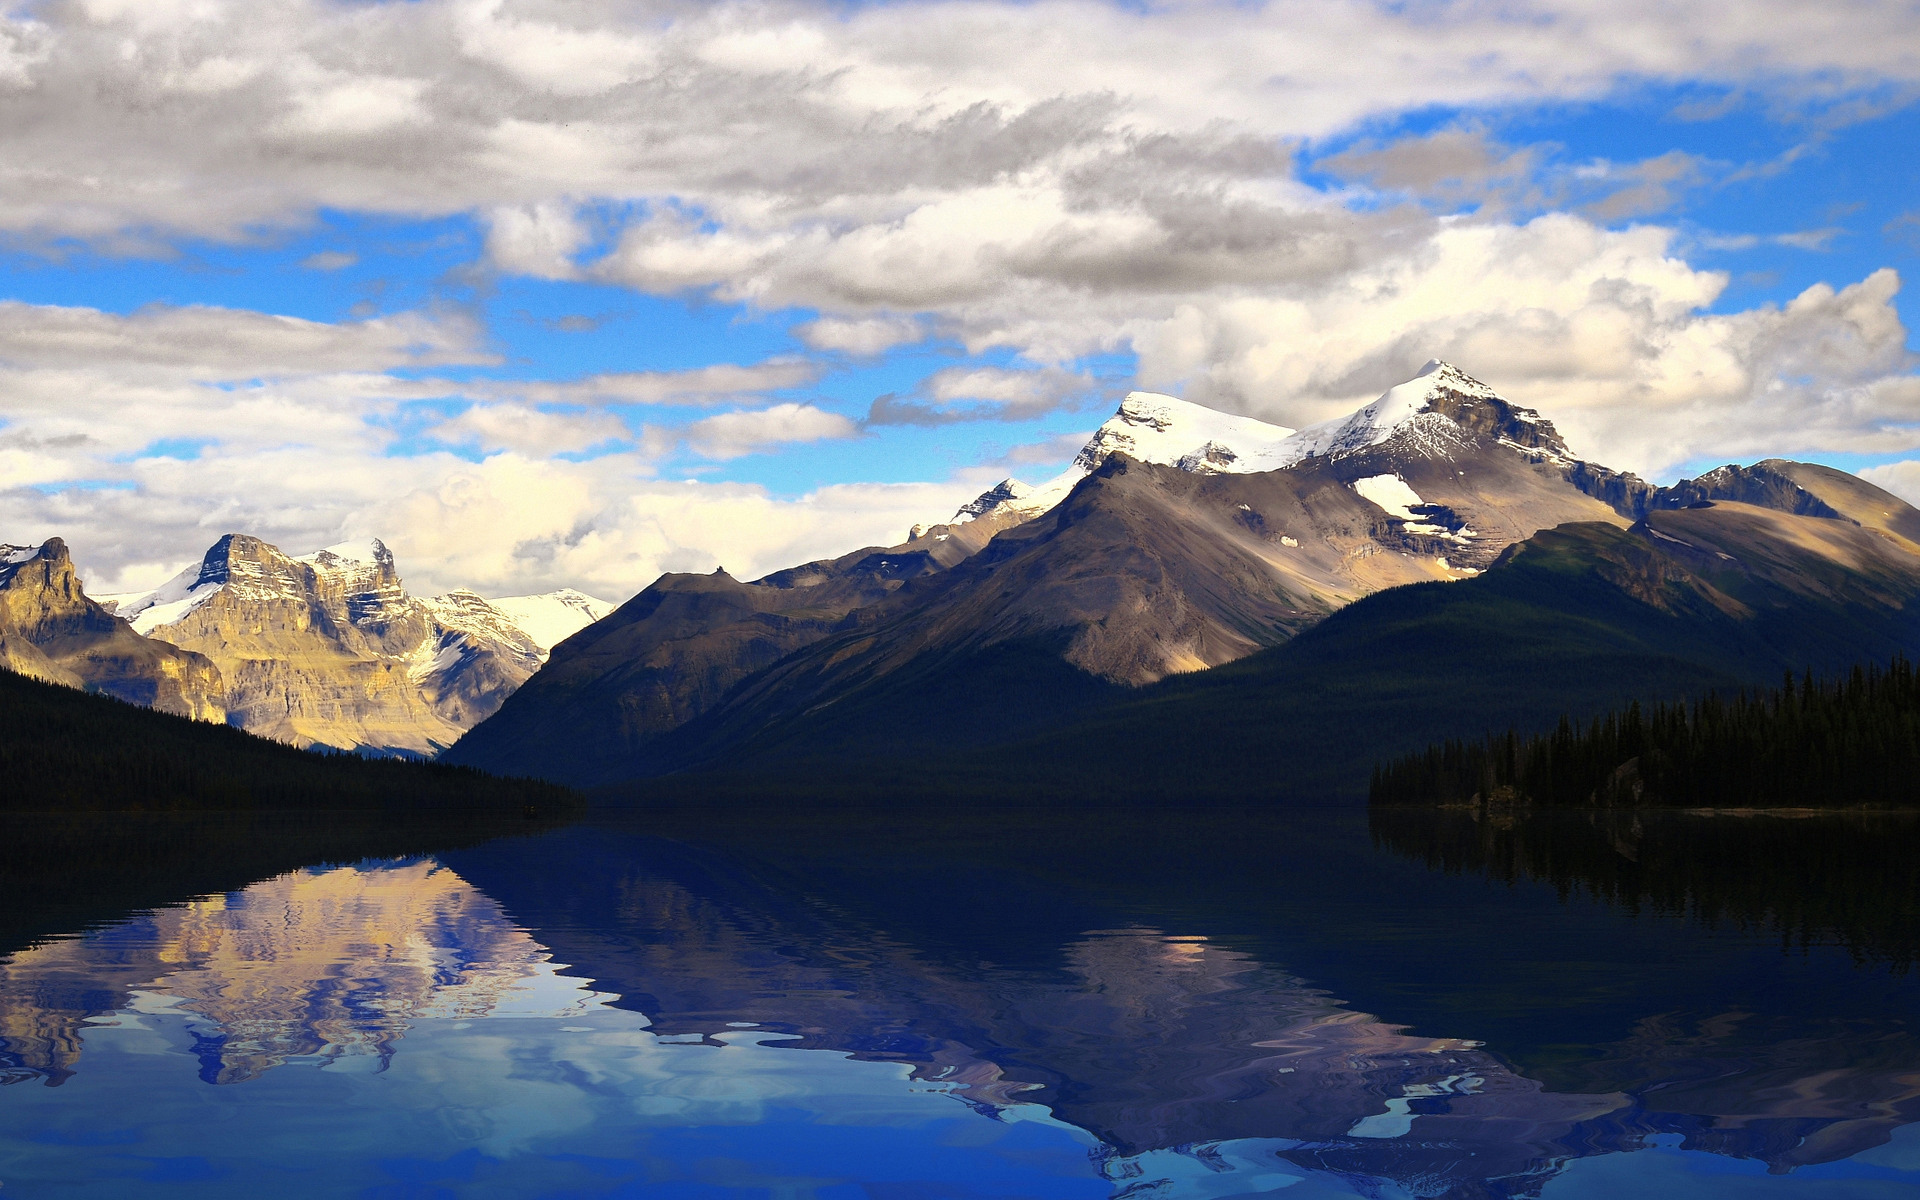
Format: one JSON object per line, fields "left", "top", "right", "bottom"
{"left": 114, "top": 536, "right": 573, "bottom": 756}
{"left": 0, "top": 540, "right": 225, "bottom": 721}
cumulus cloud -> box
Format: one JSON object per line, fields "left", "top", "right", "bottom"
{"left": 426, "top": 403, "right": 630, "bottom": 457}
{"left": 495, "top": 358, "right": 822, "bottom": 406}
{"left": 300, "top": 250, "right": 357, "bottom": 271}
{"left": 681, "top": 403, "right": 860, "bottom": 459}
{"left": 867, "top": 365, "right": 1097, "bottom": 426}
{"left": 0, "top": 0, "right": 1909, "bottom": 254}
{"left": 1860, "top": 461, "right": 1920, "bottom": 508}
{"left": 796, "top": 315, "right": 925, "bottom": 356}
{"left": 21, "top": 448, "right": 984, "bottom": 602}
{"left": 1125, "top": 218, "right": 1920, "bottom": 475}
{"left": 485, "top": 203, "right": 590, "bottom": 280}
{"left": 0, "top": 300, "right": 488, "bottom": 376}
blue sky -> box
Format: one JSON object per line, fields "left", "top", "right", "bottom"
{"left": 0, "top": 0, "right": 1914, "bottom": 598}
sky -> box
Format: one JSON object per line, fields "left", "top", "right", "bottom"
{"left": 0, "top": 0, "right": 1916, "bottom": 602}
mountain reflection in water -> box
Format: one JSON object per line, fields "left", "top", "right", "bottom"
{"left": 0, "top": 809, "right": 1917, "bottom": 1199}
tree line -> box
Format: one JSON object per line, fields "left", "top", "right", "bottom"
{"left": 1371, "top": 657, "right": 1920, "bottom": 809}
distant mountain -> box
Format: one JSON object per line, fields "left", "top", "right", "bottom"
{"left": 486, "top": 590, "right": 615, "bottom": 655}
{"left": 449, "top": 361, "right": 1776, "bottom": 788}
{"left": 103, "top": 536, "right": 612, "bottom": 756}
{"left": 0, "top": 539, "right": 225, "bottom": 721}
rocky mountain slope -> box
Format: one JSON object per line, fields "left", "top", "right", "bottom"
{"left": 447, "top": 361, "right": 1749, "bottom": 787}
{"left": 105, "top": 537, "right": 611, "bottom": 756}
{"left": 0, "top": 539, "right": 225, "bottom": 721}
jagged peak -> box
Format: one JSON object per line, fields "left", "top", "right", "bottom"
{"left": 952, "top": 478, "right": 1034, "bottom": 522}
{"left": 0, "top": 539, "right": 62, "bottom": 587}
{"left": 0, "top": 539, "right": 55, "bottom": 567}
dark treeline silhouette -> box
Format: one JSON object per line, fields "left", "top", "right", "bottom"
{"left": 0, "top": 666, "right": 576, "bottom": 812}
{"left": 1371, "top": 657, "right": 1920, "bottom": 809}
{"left": 1370, "top": 806, "right": 1920, "bottom": 970}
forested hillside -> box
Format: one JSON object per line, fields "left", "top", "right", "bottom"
{"left": 0, "top": 667, "right": 575, "bottom": 812}
{"left": 1372, "top": 658, "right": 1920, "bottom": 809}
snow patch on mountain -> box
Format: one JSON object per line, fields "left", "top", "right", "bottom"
{"left": 297, "top": 539, "right": 388, "bottom": 568}
{"left": 1072, "top": 392, "right": 1300, "bottom": 475}
{"left": 1352, "top": 474, "right": 1428, "bottom": 521}
{"left": 113, "top": 561, "right": 224, "bottom": 635}
{"left": 1352, "top": 473, "right": 1474, "bottom": 542}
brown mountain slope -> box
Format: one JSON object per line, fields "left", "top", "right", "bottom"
{"left": 0, "top": 540, "right": 224, "bottom": 721}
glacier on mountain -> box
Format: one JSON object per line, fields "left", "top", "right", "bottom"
{"left": 488, "top": 590, "right": 616, "bottom": 656}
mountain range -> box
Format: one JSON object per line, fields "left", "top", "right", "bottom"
{"left": 0, "top": 533, "right": 611, "bottom": 756}
{"left": 10, "top": 358, "right": 1919, "bottom": 795}
{"left": 444, "top": 360, "right": 1920, "bottom": 798}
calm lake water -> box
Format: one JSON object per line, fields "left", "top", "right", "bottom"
{"left": 1, "top": 806, "right": 1917, "bottom": 1199}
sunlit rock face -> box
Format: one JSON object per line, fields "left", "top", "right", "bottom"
{"left": 112, "top": 536, "right": 546, "bottom": 755}
{"left": 0, "top": 860, "right": 557, "bottom": 1085}
{"left": 0, "top": 538, "right": 224, "bottom": 720}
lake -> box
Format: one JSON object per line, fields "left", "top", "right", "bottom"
{"left": 0, "top": 806, "right": 1916, "bottom": 1198}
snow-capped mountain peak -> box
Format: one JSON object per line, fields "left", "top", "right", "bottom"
{"left": 1070, "top": 391, "right": 1299, "bottom": 475}
{"left": 946, "top": 363, "right": 1576, "bottom": 530}
{"left": 947, "top": 391, "right": 1298, "bottom": 525}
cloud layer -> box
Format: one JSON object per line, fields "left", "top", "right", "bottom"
{"left": 0, "top": 0, "right": 1916, "bottom": 601}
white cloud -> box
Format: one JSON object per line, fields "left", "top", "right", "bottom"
{"left": 1860, "top": 461, "right": 1920, "bottom": 508}
{"left": 867, "top": 364, "right": 1098, "bottom": 426}
{"left": 300, "top": 249, "right": 357, "bottom": 271}
{"left": 496, "top": 358, "right": 822, "bottom": 406}
{"left": 796, "top": 315, "right": 925, "bottom": 356}
{"left": 1120, "top": 218, "right": 1920, "bottom": 476}
{"left": 26, "top": 447, "right": 985, "bottom": 602}
{"left": 0, "top": 300, "right": 489, "bottom": 376}
{"left": 682, "top": 403, "right": 860, "bottom": 460}
{"left": 485, "top": 203, "right": 589, "bottom": 280}
{"left": 427, "top": 404, "right": 630, "bottom": 457}
{"left": 0, "top": 0, "right": 1910, "bottom": 251}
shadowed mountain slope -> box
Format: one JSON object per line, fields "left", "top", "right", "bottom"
{"left": 630, "top": 489, "right": 1920, "bottom": 805}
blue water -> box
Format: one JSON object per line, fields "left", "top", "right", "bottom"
{"left": 0, "top": 809, "right": 1916, "bottom": 1198}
